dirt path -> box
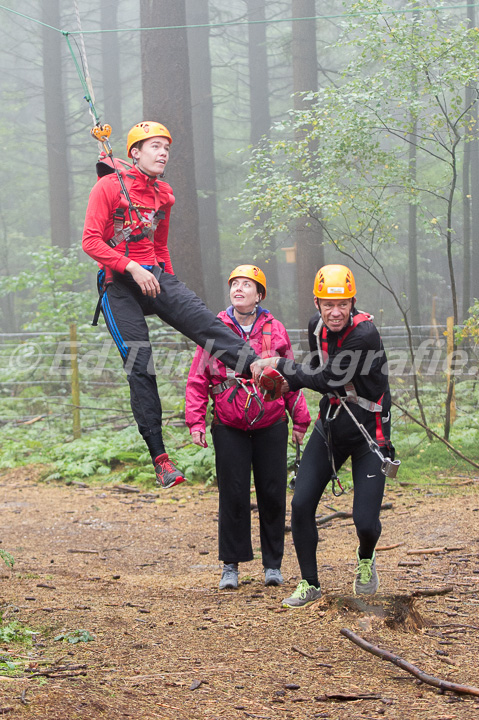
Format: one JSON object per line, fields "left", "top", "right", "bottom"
{"left": 1, "top": 467, "right": 479, "bottom": 719}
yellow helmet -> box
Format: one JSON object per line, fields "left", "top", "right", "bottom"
{"left": 228, "top": 264, "right": 267, "bottom": 298}
{"left": 313, "top": 264, "right": 356, "bottom": 299}
{"left": 127, "top": 121, "right": 172, "bottom": 157}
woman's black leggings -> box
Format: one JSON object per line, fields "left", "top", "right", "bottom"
{"left": 291, "top": 422, "right": 385, "bottom": 583}
{"left": 212, "top": 421, "right": 289, "bottom": 569}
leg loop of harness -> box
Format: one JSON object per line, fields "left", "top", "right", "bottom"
{"left": 324, "top": 404, "right": 345, "bottom": 497}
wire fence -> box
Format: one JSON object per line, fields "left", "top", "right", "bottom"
{"left": 0, "top": 321, "right": 477, "bottom": 437}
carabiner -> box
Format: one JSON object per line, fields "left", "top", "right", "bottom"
{"left": 331, "top": 473, "right": 344, "bottom": 497}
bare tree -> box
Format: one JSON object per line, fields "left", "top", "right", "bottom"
{"left": 292, "top": 0, "right": 324, "bottom": 327}
{"left": 42, "top": 0, "right": 71, "bottom": 249}
{"left": 246, "top": 0, "right": 280, "bottom": 311}
{"left": 140, "top": 0, "right": 205, "bottom": 298}
{"left": 100, "top": 0, "right": 122, "bottom": 139}
{"left": 186, "top": 0, "right": 224, "bottom": 311}
{"left": 466, "top": 2, "right": 479, "bottom": 305}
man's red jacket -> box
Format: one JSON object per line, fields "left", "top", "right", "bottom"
{"left": 82, "top": 164, "right": 175, "bottom": 274}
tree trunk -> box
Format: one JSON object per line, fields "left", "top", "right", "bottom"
{"left": 100, "top": 0, "right": 122, "bottom": 141}
{"left": 292, "top": 0, "right": 324, "bottom": 328}
{"left": 42, "top": 0, "right": 71, "bottom": 249}
{"left": 140, "top": 0, "right": 205, "bottom": 299}
{"left": 462, "top": 103, "right": 472, "bottom": 321}
{"left": 408, "top": 116, "right": 420, "bottom": 328}
{"left": 467, "top": 2, "right": 479, "bottom": 304}
{"left": 247, "top": 0, "right": 271, "bottom": 146}
{"left": 186, "top": 0, "right": 224, "bottom": 312}
{"left": 246, "top": 0, "right": 280, "bottom": 314}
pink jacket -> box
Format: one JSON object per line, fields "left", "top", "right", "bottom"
{"left": 185, "top": 308, "right": 311, "bottom": 434}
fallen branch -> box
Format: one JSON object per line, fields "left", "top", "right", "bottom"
{"left": 407, "top": 547, "right": 444, "bottom": 555}
{"left": 27, "top": 664, "right": 87, "bottom": 678}
{"left": 20, "top": 415, "right": 46, "bottom": 425}
{"left": 411, "top": 586, "right": 454, "bottom": 597}
{"left": 340, "top": 628, "right": 479, "bottom": 697}
{"left": 292, "top": 645, "right": 316, "bottom": 659}
{"left": 320, "top": 692, "right": 382, "bottom": 701}
{"left": 376, "top": 542, "right": 405, "bottom": 551}
{"left": 316, "top": 502, "right": 392, "bottom": 526}
{"left": 391, "top": 400, "right": 479, "bottom": 470}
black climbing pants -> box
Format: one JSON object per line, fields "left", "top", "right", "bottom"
{"left": 212, "top": 420, "right": 289, "bottom": 569}
{"left": 291, "top": 420, "right": 385, "bottom": 583}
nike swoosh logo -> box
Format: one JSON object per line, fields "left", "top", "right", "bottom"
{"left": 367, "top": 474, "right": 376, "bottom": 478}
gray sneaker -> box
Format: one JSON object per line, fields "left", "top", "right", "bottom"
{"left": 219, "top": 563, "right": 239, "bottom": 590}
{"left": 353, "top": 548, "right": 379, "bottom": 595}
{"left": 264, "top": 568, "right": 284, "bottom": 586}
{"left": 282, "top": 579, "right": 322, "bottom": 608}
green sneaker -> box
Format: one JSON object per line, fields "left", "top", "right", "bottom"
{"left": 282, "top": 579, "right": 322, "bottom": 608}
{"left": 353, "top": 548, "right": 379, "bottom": 596}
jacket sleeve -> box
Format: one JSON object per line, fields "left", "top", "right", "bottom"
{"left": 185, "top": 345, "right": 213, "bottom": 434}
{"left": 277, "top": 321, "right": 384, "bottom": 395}
{"left": 82, "top": 178, "right": 131, "bottom": 274}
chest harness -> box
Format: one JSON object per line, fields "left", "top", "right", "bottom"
{"left": 315, "top": 313, "right": 400, "bottom": 493}
{"left": 107, "top": 171, "right": 168, "bottom": 255}
{"left": 210, "top": 320, "right": 273, "bottom": 427}
{"left": 91, "top": 167, "right": 170, "bottom": 326}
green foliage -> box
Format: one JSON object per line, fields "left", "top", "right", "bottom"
{"left": 54, "top": 629, "right": 95, "bottom": 644}
{"left": 0, "top": 550, "right": 15, "bottom": 569}
{"left": 0, "top": 619, "right": 35, "bottom": 645}
{"left": 0, "top": 245, "right": 95, "bottom": 331}
{"left": 457, "top": 299, "right": 479, "bottom": 344}
{"left": 235, "top": 0, "right": 478, "bottom": 316}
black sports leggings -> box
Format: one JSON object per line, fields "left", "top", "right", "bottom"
{"left": 212, "top": 421, "right": 288, "bottom": 568}
{"left": 291, "top": 422, "right": 385, "bottom": 582}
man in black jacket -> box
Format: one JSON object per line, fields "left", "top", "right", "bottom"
{"left": 252, "top": 264, "right": 395, "bottom": 607}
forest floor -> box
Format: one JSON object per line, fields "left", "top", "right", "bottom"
{"left": 1, "top": 466, "right": 479, "bottom": 720}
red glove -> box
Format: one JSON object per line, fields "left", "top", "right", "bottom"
{"left": 259, "top": 366, "right": 285, "bottom": 402}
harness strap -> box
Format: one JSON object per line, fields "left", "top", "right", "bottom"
{"left": 328, "top": 383, "right": 383, "bottom": 413}
{"left": 106, "top": 174, "right": 168, "bottom": 249}
{"left": 211, "top": 378, "right": 237, "bottom": 396}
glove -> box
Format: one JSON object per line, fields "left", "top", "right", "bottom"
{"left": 258, "top": 366, "right": 285, "bottom": 402}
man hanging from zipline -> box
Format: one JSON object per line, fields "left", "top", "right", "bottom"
{"left": 82, "top": 121, "right": 280, "bottom": 488}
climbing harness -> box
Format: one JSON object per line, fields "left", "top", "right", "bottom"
{"left": 211, "top": 320, "right": 273, "bottom": 426}
{"left": 316, "top": 312, "right": 399, "bottom": 487}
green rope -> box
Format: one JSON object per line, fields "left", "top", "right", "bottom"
{"left": 1, "top": 2, "right": 479, "bottom": 36}
{"left": 0, "top": 4, "right": 61, "bottom": 32}
{"left": 63, "top": 32, "right": 101, "bottom": 126}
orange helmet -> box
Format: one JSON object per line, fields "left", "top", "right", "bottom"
{"left": 228, "top": 264, "right": 267, "bottom": 298}
{"left": 127, "top": 121, "right": 172, "bottom": 157}
{"left": 313, "top": 264, "right": 356, "bottom": 299}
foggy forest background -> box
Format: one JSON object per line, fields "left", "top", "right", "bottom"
{"left": 1, "top": 0, "right": 479, "bottom": 477}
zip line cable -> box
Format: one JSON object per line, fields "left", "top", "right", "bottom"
{"left": 1, "top": 3, "right": 479, "bottom": 37}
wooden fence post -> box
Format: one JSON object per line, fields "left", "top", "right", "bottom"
{"left": 70, "top": 323, "right": 81, "bottom": 439}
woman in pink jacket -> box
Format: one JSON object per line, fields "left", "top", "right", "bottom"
{"left": 185, "top": 265, "right": 311, "bottom": 590}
